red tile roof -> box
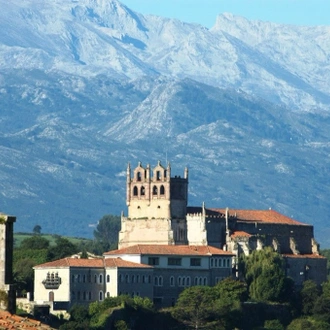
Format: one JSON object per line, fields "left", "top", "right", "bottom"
{"left": 34, "top": 257, "right": 152, "bottom": 269}
{"left": 104, "top": 244, "right": 234, "bottom": 256}
{"left": 34, "top": 258, "right": 104, "bottom": 269}
{"left": 209, "top": 208, "right": 307, "bottom": 226}
{"left": 0, "top": 311, "right": 54, "bottom": 329}
{"left": 105, "top": 258, "right": 153, "bottom": 269}
{"left": 231, "top": 231, "right": 252, "bottom": 238}
{"left": 282, "top": 254, "right": 326, "bottom": 259}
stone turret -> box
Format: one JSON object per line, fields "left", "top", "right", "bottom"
{"left": 0, "top": 213, "right": 16, "bottom": 314}
{"left": 119, "top": 161, "right": 188, "bottom": 248}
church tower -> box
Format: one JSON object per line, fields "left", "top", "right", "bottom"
{"left": 119, "top": 161, "right": 188, "bottom": 248}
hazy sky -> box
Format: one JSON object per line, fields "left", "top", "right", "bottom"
{"left": 120, "top": 0, "right": 330, "bottom": 28}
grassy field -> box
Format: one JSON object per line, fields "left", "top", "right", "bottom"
{"left": 14, "top": 232, "right": 92, "bottom": 248}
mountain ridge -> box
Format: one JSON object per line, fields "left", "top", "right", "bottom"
{"left": 0, "top": 1, "right": 330, "bottom": 247}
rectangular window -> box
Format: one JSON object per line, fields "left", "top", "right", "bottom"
{"left": 190, "top": 258, "right": 201, "bottom": 266}
{"left": 148, "top": 257, "right": 159, "bottom": 265}
{"left": 168, "top": 257, "right": 182, "bottom": 266}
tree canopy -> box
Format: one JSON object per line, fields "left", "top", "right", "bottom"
{"left": 93, "top": 214, "right": 120, "bottom": 252}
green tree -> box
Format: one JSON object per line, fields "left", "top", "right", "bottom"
{"left": 93, "top": 214, "right": 120, "bottom": 252}
{"left": 264, "top": 319, "right": 284, "bottom": 330}
{"left": 33, "top": 225, "right": 42, "bottom": 234}
{"left": 243, "top": 247, "right": 291, "bottom": 302}
{"left": 47, "top": 237, "right": 78, "bottom": 261}
{"left": 20, "top": 235, "right": 50, "bottom": 250}
{"left": 300, "top": 280, "right": 320, "bottom": 315}
{"left": 214, "top": 278, "right": 247, "bottom": 329}
{"left": 172, "top": 286, "right": 218, "bottom": 329}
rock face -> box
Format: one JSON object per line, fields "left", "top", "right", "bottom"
{"left": 0, "top": 0, "right": 330, "bottom": 246}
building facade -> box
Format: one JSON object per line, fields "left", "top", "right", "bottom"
{"left": 33, "top": 161, "right": 326, "bottom": 312}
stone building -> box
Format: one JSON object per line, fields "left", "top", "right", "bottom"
{"left": 0, "top": 213, "right": 16, "bottom": 314}
{"left": 33, "top": 160, "right": 326, "bottom": 312}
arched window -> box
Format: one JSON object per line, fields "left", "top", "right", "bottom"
{"left": 187, "top": 277, "right": 191, "bottom": 286}
{"left": 125, "top": 274, "right": 129, "bottom": 283}
{"left": 227, "top": 259, "right": 230, "bottom": 267}
{"left": 215, "top": 259, "right": 218, "bottom": 267}
{"left": 141, "top": 186, "right": 145, "bottom": 196}
{"left": 107, "top": 275, "right": 110, "bottom": 283}
{"left": 83, "top": 274, "right": 86, "bottom": 283}
{"left": 159, "top": 276, "right": 163, "bottom": 286}
{"left": 94, "top": 274, "right": 97, "bottom": 283}
{"left": 133, "top": 186, "right": 138, "bottom": 196}
{"left": 99, "top": 274, "right": 103, "bottom": 284}
{"left": 107, "top": 292, "right": 110, "bottom": 298}
{"left": 178, "top": 277, "right": 181, "bottom": 286}
{"left": 132, "top": 275, "right": 135, "bottom": 283}
{"left": 203, "top": 278, "right": 207, "bottom": 286}
{"left": 182, "top": 277, "right": 186, "bottom": 286}
{"left": 160, "top": 185, "right": 165, "bottom": 195}
{"left": 137, "top": 172, "right": 142, "bottom": 181}
{"left": 199, "top": 277, "right": 202, "bottom": 285}
{"left": 170, "top": 276, "right": 174, "bottom": 286}
{"left": 142, "top": 275, "right": 145, "bottom": 284}
{"left": 210, "top": 258, "right": 214, "bottom": 267}
{"left": 156, "top": 171, "right": 161, "bottom": 181}
{"left": 136, "top": 275, "right": 140, "bottom": 283}
{"left": 152, "top": 186, "right": 158, "bottom": 195}
{"left": 99, "top": 291, "right": 103, "bottom": 301}
{"left": 194, "top": 277, "right": 198, "bottom": 285}
{"left": 77, "top": 274, "right": 80, "bottom": 283}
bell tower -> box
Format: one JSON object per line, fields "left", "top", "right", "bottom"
{"left": 119, "top": 161, "right": 188, "bottom": 248}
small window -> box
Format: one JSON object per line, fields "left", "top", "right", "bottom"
{"left": 141, "top": 186, "right": 145, "bottom": 196}
{"left": 190, "top": 258, "right": 201, "bottom": 267}
{"left": 160, "top": 185, "right": 165, "bottom": 195}
{"left": 152, "top": 186, "right": 158, "bottom": 195}
{"left": 170, "top": 276, "right": 175, "bottom": 286}
{"left": 83, "top": 275, "right": 86, "bottom": 283}
{"left": 156, "top": 171, "right": 161, "bottom": 180}
{"left": 99, "top": 274, "right": 103, "bottom": 284}
{"left": 125, "top": 274, "right": 129, "bottom": 283}
{"left": 94, "top": 274, "right": 97, "bottom": 283}
{"left": 133, "top": 186, "right": 138, "bottom": 196}
{"left": 136, "top": 275, "right": 140, "bottom": 283}
{"left": 132, "top": 275, "right": 135, "bottom": 283}
{"left": 107, "top": 292, "right": 110, "bottom": 298}
{"left": 168, "top": 257, "right": 182, "bottom": 266}
{"left": 99, "top": 291, "right": 103, "bottom": 301}
{"left": 107, "top": 275, "right": 110, "bottom": 283}
{"left": 137, "top": 172, "right": 142, "bottom": 181}
{"left": 148, "top": 257, "right": 159, "bottom": 265}
{"left": 89, "top": 292, "right": 92, "bottom": 300}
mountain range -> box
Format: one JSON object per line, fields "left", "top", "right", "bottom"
{"left": 1, "top": 0, "right": 330, "bottom": 247}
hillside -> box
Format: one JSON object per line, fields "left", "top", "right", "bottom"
{"left": 0, "top": 0, "right": 329, "bottom": 246}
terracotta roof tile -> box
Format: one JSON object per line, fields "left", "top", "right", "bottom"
{"left": 0, "top": 311, "right": 53, "bottom": 329}
{"left": 34, "top": 258, "right": 104, "bottom": 269}
{"left": 104, "top": 244, "right": 234, "bottom": 256}
{"left": 231, "top": 231, "right": 252, "bottom": 238}
{"left": 105, "top": 258, "right": 153, "bottom": 269}
{"left": 282, "top": 254, "right": 326, "bottom": 259}
{"left": 209, "top": 208, "right": 308, "bottom": 226}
